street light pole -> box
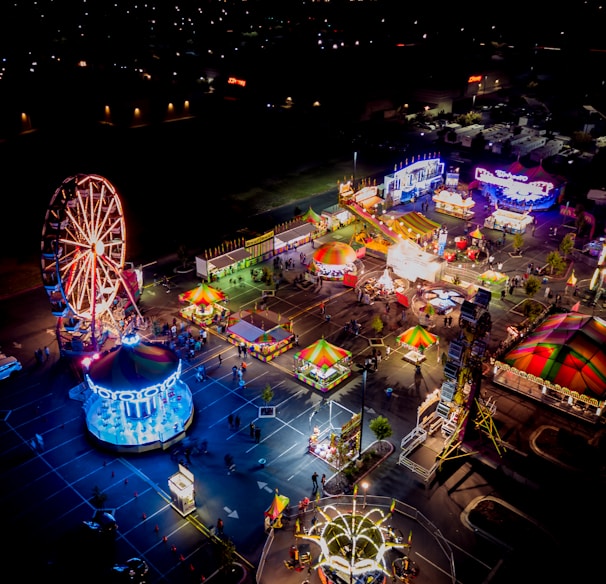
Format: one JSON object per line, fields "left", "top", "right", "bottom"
{"left": 353, "top": 151, "right": 357, "bottom": 186}
{"left": 357, "top": 364, "right": 372, "bottom": 460}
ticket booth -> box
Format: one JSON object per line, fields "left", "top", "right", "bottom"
{"left": 168, "top": 464, "right": 196, "bottom": 516}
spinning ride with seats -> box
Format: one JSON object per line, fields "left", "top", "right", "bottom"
{"left": 40, "top": 174, "right": 142, "bottom": 356}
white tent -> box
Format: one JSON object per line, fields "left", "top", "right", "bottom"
{"left": 387, "top": 239, "right": 442, "bottom": 283}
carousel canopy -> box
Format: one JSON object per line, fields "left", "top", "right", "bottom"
{"left": 179, "top": 283, "right": 225, "bottom": 306}
{"left": 499, "top": 313, "right": 606, "bottom": 399}
{"left": 88, "top": 340, "right": 180, "bottom": 391}
{"left": 295, "top": 338, "right": 352, "bottom": 369}
{"left": 313, "top": 241, "right": 357, "bottom": 266}
{"left": 396, "top": 325, "right": 438, "bottom": 350}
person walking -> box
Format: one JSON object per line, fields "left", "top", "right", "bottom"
{"left": 44, "top": 346, "right": 50, "bottom": 361}
{"left": 312, "top": 472, "right": 319, "bottom": 490}
{"left": 250, "top": 421, "right": 255, "bottom": 438}
{"left": 216, "top": 518, "right": 224, "bottom": 535}
{"left": 321, "top": 473, "right": 326, "bottom": 490}
{"left": 218, "top": 353, "right": 222, "bottom": 365}
{"left": 254, "top": 427, "right": 261, "bottom": 443}
{"left": 228, "top": 414, "right": 234, "bottom": 429}
{"left": 232, "top": 365, "right": 238, "bottom": 380}
{"left": 234, "top": 415, "right": 241, "bottom": 430}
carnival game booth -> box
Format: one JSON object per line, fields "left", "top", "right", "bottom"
{"left": 178, "top": 283, "right": 228, "bottom": 327}
{"left": 294, "top": 338, "right": 352, "bottom": 392}
{"left": 195, "top": 246, "right": 252, "bottom": 281}
{"left": 312, "top": 241, "right": 361, "bottom": 281}
{"left": 82, "top": 333, "right": 193, "bottom": 453}
{"left": 384, "top": 155, "right": 445, "bottom": 204}
{"left": 474, "top": 161, "right": 565, "bottom": 213}
{"left": 322, "top": 203, "right": 353, "bottom": 231}
{"left": 484, "top": 208, "right": 533, "bottom": 234}
{"left": 432, "top": 188, "right": 475, "bottom": 220}
{"left": 226, "top": 310, "right": 293, "bottom": 362}
{"left": 396, "top": 325, "right": 439, "bottom": 365}
{"left": 494, "top": 312, "right": 606, "bottom": 418}
{"left": 274, "top": 222, "right": 316, "bottom": 254}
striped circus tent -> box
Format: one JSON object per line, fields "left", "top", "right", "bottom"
{"left": 396, "top": 325, "right": 438, "bottom": 351}
{"left": 497, "top": 313, "right": 606, "bottom": 400}
{"left": 178, "top": 282, "right": 225, "bottom": 306}
{"left": 295, "top": 338, "right": 351, "bottom": 369}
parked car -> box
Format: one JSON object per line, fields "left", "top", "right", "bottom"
{"left": 112, "top": 557, "right": 149, "bottom": 583}
{"left": 83, "top": 509, "right": 118, "bottom": 534}
{"left": 0, "top": 355, "right": 22, "bottom": 380}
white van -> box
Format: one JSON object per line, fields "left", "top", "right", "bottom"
{"left": 0, "top": 356, "right": 22, "bottom": 380}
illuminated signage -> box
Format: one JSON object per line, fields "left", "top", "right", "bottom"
{"left": 475, "top": 167, "right": 553, "bottom": 195}
{"left": 468, "top": 75, "right": 483, "bottom": 83}
{"left": 227, "top": 77, "right": 246, "bottom": 87}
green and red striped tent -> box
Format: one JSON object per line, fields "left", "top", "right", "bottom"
{"left": 498, "top": 313, "right": 606, "bottom": 400}
{"left": 396, "top": 325, "right": 438, "bottom": 351}
{"left": 295, "top": 338, "right": 351, "bottom": 369}
{"left": 179, "top": 283, "right": 225, "bottom": 306}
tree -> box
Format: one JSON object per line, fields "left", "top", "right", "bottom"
{"left": 215, "top": 537, "right": 236, "bottom": 571}
{"left": 369, "top": 416, "right": 392, "bottom": 442}
{"left": 261, "top": 383, "right": 274, "bottom": 405}
{"left": 371, "top": 314, "right": 384, "bottom": 336}
{"left": 545, "top": 250, "right": 566, "bottom": 276}
{"left": 559, "top": 233, "right": 575, "bottom": 259}
{"left": 512, "top": 233, "right": 524, "bottom": 254}
{"left": 524, "top": 275, "right": 542, "bottom": 298}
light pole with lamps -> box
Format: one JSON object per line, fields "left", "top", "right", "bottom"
{"left": 356, "top": 363, "right": 373, "bottom": 460}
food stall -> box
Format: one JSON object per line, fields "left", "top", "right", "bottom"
{"left": 294, "top": 338, "right": 352, "bottom": 392}
{"left": 484, "top": 208, "right": 534, "bottom": 234}
{"left": 226, "top": 310, "right": 293, "bottom": 362}
{"left": 432, "top": 189, "right": 475, "bottom": 219}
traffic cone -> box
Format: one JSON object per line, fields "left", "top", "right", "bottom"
{"left": 189, "top": 564, "right": 195, "bottom": 572}
{"left": 171, "top": 545, "right": 177, "bottom": 553}
{"left": 134, "top": 491, "right": 138, "bottom": 497}
{"left": 179, "top": 554, "right": 185, "bottom": 562}
{"left": 154, "top": 524, "right": 159, "bottom": 533}
{"left": 142, "top": 512, "right": 147, "bottom": 520}
{"left": 162, "top": 535, "right": 168, "bottom": 543}
{"left": 124, "top": 478, "right": 128, "bottom": 485}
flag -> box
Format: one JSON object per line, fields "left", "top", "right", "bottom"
{"left": 407, "top": 530, "right": 413, "bottom": 546}
{"left": 571, "top": 301, "right": 581, "bottom": 312}
{"left": 390, "top": 499, "right": 396, "bottom": 513}
{"left": 353, "top": 484, "right": 358, "bottom": 496}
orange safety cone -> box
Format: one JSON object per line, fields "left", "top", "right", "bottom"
{"left": 171, "top": 545, "right": 177, "bottom": 553}
{"left": 162, "top": 535, "right": 168, "bottom": 543}
{"left": 179, "top": 554, "right": 185, "bottom": 562}
{"left": 142, "top": 512, "right": 147, "bottom": 520}
{"left": 154, "top": 524, "right": 160, "bottom": 533}
{"left": 134, "top": 491, "right": 138, "bottom": 497}
{"left": 190, "top": 564, "right": 195, "bottom": 572}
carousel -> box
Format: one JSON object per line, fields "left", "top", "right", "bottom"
{"left": 178, "top": 283, "right": 229, "bottom": 328}
{"left": 311, "top": 241, "right": 361, "bottom": 281}
{"left": 82, "top": 333, "right": 194, "bottom": 453}
{"left": 294, "top": 338, "right": 352, "bottom": 391}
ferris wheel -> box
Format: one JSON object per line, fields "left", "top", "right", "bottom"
{"left": 40, "top": 174, "right": 138, "bottom": 355}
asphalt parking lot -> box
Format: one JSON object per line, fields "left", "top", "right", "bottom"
{"left": 1, "top": 189, "right": 604, "bottom": 584}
